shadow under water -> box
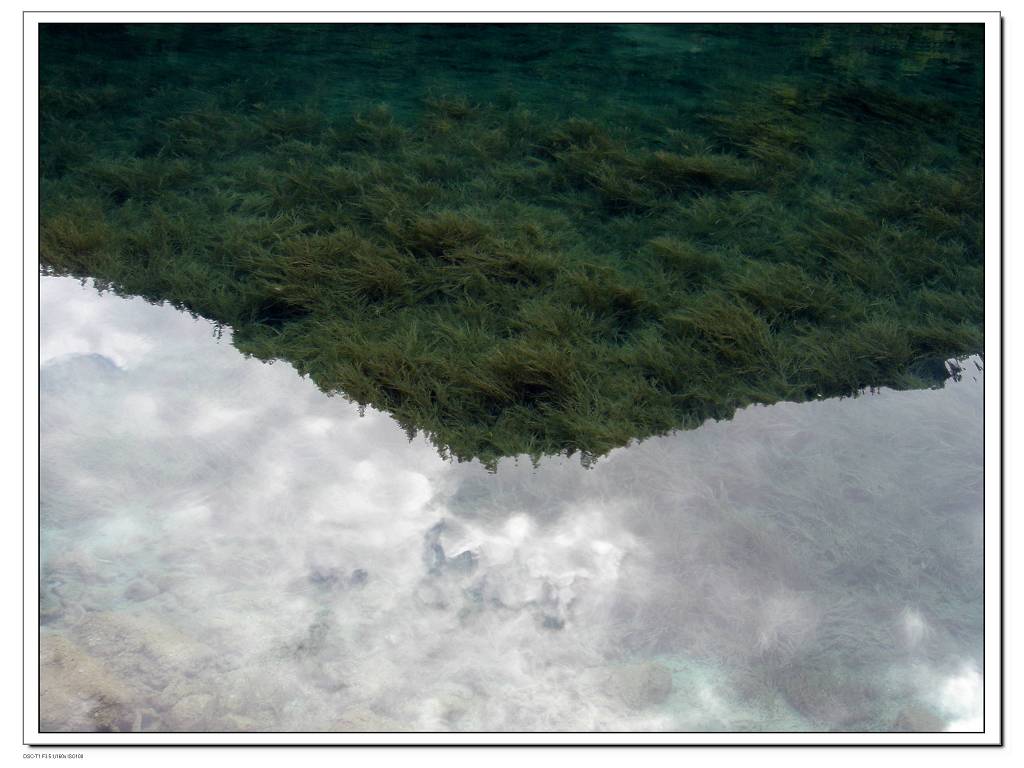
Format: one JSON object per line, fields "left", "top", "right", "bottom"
{"left": 39, "top": 23, "right": 985, "bottom": 465}
{"left": 40, "top": 276, "right": 983, "bottom": 733}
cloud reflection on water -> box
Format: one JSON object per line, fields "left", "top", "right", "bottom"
{"left": 39, "top": 276, "right": 984, "bottom": 733}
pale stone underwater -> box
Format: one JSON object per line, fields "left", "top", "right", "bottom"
{"left": 39, "top": 275, "right": 983, "bottom": 733}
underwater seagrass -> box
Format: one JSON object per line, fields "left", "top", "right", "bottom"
{"left": 39, "top": 23, "right": 984, "bottom": 467}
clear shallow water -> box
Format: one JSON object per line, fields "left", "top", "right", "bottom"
{"left": 40, "top": 22, "right": 985, "bottom": 468}
{"left": 39, "top": 275, "right": 983, "bottom": 733}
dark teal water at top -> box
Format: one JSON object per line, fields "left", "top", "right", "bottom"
{"left": 41, "top": 23, "right": 982, "bottom": 136}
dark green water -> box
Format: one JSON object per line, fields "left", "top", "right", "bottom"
{"left": 39, "top": 23, "right": 985, "bottom": 466}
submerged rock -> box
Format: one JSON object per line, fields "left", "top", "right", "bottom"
{"left": 447, "top": 549, "right": 478, "bottom": 574}
{"left": 892, "top": 705, "right": 947, "bottom": 732}
{"left": 773, "top": 661, "right": 882, "bottom": 729}
{"left": 423, "top": 521, "right": 479, "bottom": 577}
{"left": 39, "top": 632, "right": 142, "bottom": 732}
{"left": 167, "top": 693, "right": 216, "bottom": 731}
{"left": 308, "top": 566, "right": 344, "bottom": 587}
{"left": 40, "top": 588, "right": 63, "bottom": 624}
{"left": 41, "top": 353, "right": 123, "bottom": 392}
{"left": 124, "top": 578, "right": 161, "bottom": 602}
{"left": 607, "top": 662, "right": 674, "bottom": 709}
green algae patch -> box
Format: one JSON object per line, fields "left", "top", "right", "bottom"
{"left": 39, "top": 24, "right": 984, "bottom": 467}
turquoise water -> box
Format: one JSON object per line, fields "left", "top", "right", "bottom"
{"left": 39, "top": 275, "right": 983, "bottom": 732}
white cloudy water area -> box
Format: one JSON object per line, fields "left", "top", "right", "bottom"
{"left": 39, "top": 275, "right": 984, "bottom": 733}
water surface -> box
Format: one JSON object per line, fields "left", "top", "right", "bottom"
{"left": 39, "top": 275, "right": 983, "bottom": 732}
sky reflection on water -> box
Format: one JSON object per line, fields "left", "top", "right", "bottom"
{"left": 39, "top": 275, "right": 983, "bottom": 733}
